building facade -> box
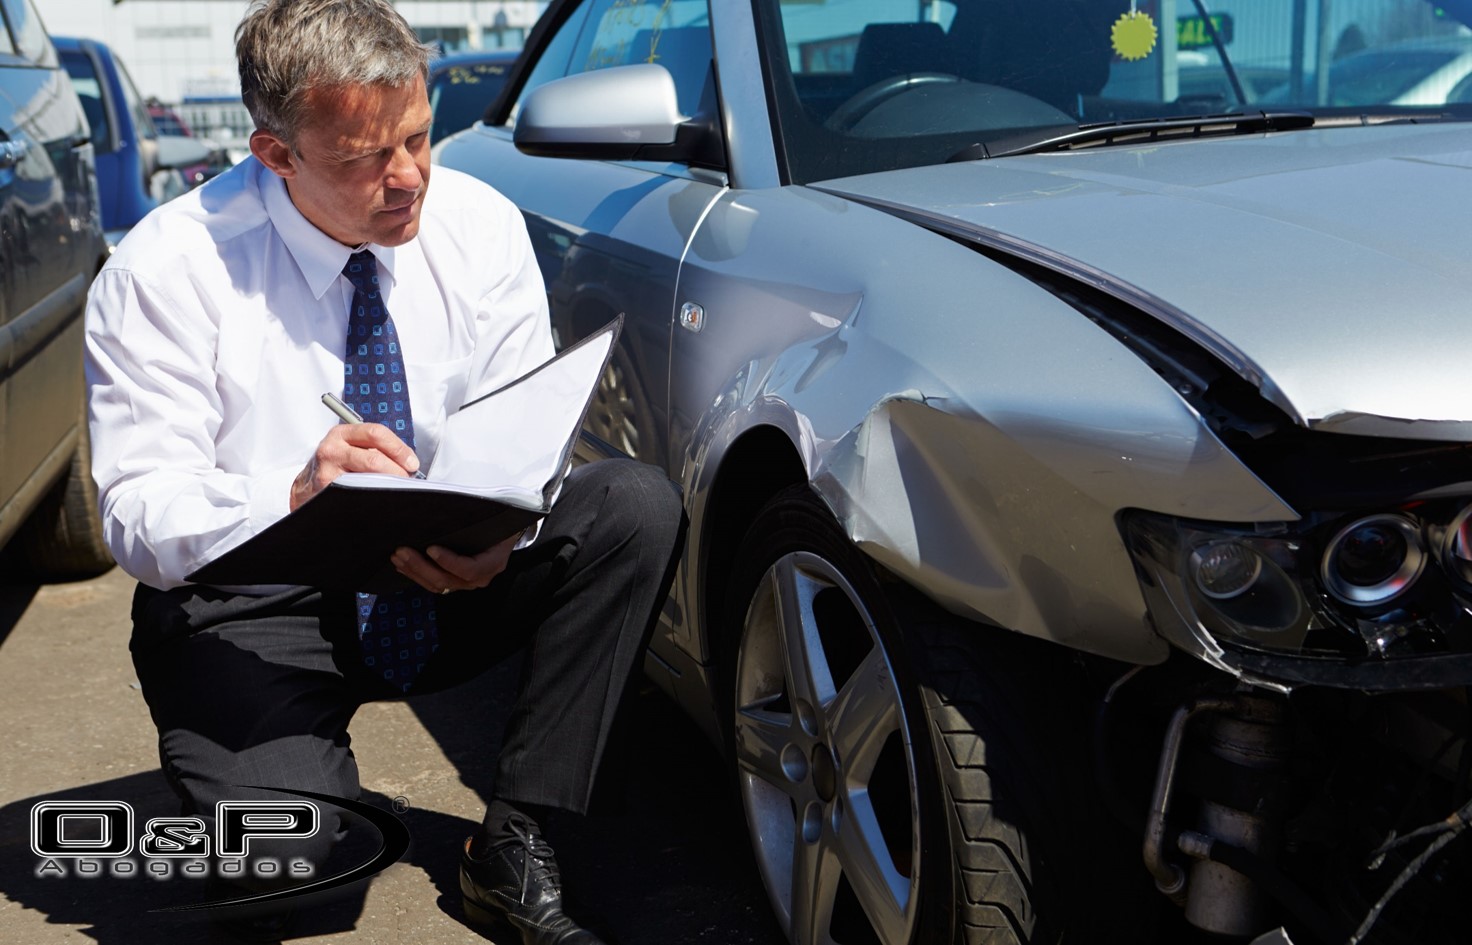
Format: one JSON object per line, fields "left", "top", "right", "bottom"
{"left": 39, "top": 1, "right": 544, "bottom": 142}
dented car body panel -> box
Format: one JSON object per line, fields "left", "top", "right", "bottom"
{"left": 819, "top": 122, "right": 1472, "bottom": 439}
{"left": 669, "top": 183, "right": 1303, "bottom": 668}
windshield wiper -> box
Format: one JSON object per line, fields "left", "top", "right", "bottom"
{"left": 948, "top": 111, "right": 1317, "bottom": 162}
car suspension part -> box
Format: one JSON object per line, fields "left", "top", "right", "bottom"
{"left": 1145, "top": 691, "right": 1302, "bottom": 938}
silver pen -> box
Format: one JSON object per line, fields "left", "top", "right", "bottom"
{"left": 321, "top": 391, "right": 429, "bottom": 479}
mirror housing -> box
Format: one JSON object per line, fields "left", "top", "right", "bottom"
{"left": 513, "top": 63, "right": 721, "bottom": 168}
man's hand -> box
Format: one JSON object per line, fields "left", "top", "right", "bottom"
{"left": 290, "top": 423, "right": 423, "bottom": 511}
{"left": 392, "top": 533, "right": 520, "bottom": 595}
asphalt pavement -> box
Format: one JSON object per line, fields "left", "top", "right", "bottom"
{"left": 0, "top": 564, "right": 787, "bottom": 945}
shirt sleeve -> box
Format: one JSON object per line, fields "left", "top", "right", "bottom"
{"left": 468, "top": 197, "right": 558, "bottom": 550}
{"left": 85, "top": 267, "right": 299, "bottom": 591}
{"left": 465, "top": 201, "right": 556, "bottom": 402}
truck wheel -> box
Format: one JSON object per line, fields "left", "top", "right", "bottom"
{"left": 15, "top": 412, "right": 114, "bottom": 580}
{"left": 724, "top": 484, "right": 1146, "bottom": 945}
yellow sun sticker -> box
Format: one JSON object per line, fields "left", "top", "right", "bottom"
{"left": 1112, "top": 10, "right": 1158, "bottom": 61}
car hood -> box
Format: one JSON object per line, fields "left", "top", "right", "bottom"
{"left": 818, "top": 123, "right": 1472, "bottom": 441}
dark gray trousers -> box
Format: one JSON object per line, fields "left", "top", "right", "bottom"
{"left": 128, "top": 459, "right": 683, "bottom": 873}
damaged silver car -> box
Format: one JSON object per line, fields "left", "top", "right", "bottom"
{"left": 434, "top": 0, "right": 1472, "bottom": 942}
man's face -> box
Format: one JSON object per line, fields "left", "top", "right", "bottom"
{"left": 255, "top": 77, "right": 433, "bottom": 247}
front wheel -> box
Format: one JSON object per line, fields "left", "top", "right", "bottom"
{"left": 724, "top": 485, "right": 1149, "bottom": 945}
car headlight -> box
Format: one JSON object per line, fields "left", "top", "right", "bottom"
{"left": 1188, "top": 538, "right": 1304, "bottom": 635}
{"left": 1439, "top": 502, "right": 1472, "bottom": 592}
{"left": 1320, "top": 514, "right": 1425, "bottom": 606}
{"left": 1122, "top": 501, "right": 1472, "bottom": 671}
{"left": 1126, "top": 515, "right": 1313, "bottom": 655}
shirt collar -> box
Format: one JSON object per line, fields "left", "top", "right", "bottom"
{"left": 260, "top": 172, "right": 412, "bottom": 300}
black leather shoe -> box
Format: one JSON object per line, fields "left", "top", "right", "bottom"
{"left": 460, "top": 816, "right": 606, "bottom": 945}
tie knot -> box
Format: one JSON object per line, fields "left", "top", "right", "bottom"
{"left": 344, "top": 250, "right": 378, "bottom": 292}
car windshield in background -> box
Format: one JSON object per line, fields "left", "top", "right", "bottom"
{"left": 758, "top": 0, "right": 1472, "bottom": 183}
{"left": 429, "top": 54, "right": 516, "bottom": 144}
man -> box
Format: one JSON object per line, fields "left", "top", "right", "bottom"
{"left": 83, "top": 2, "right": 683, "bottom": 943}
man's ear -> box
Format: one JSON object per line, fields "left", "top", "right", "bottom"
{"left": 250, "top": 128, "right": 297, "bottom": 179}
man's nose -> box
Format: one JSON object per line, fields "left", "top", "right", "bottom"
{"left": 385, "top": 146, "right": 423, "bottom": 191}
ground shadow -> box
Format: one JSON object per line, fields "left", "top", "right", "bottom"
{"left": 0, "top": 635, "right": 782, "bottom": 944}
{"left": 0, "top": 580, "right": 39, "bottom": 650}
{"left": 407, "top": 660, "right": 786, "bottom": 945}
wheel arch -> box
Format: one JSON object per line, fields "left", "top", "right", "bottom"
{"left": 694, "top": 423, "right": 807, "bottom": 665}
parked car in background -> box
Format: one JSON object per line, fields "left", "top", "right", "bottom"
{"left": 436, "top": 1, "right": 1472, "bottom": 943}
{"left": 0, "top": 0, "right": 112, "bottom": 578}
{"left": 144, "top": 97, "right": 190, "bottom": 136}
{"left": 145, "top": 97, "right": 232, "bottom": 187}
{"left": 427, "top": 47, "right": 519, "bottom": 145}
{"left": 1317, "top": 34, "right": 1472, "bottom": 106}
{"left": 54, "top": 35, "right": 211, "bottom": 246}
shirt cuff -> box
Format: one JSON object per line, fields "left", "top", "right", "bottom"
{"left": 248, "top": 463, "right": 301, "bottom": 532}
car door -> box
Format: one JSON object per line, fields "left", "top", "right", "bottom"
{"left": 440, "top": 0, "right": 723, "bottom": 473}
{"left": 0, "top": 0, "right": 95, "bottom": 536}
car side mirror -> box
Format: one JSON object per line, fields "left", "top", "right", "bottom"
{"left": 513, "top": 63, "right": 720, "bottom": 168}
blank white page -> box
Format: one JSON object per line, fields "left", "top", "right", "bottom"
{"left": 430, "top": 327, "right": 614, "bottom": 494}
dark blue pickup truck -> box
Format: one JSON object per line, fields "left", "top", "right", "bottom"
{"left": 54, "top": 34, "right": 212, "bottom": 248}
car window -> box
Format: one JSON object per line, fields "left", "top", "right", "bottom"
{"left": 115, "top": 55, "right": 154, "bottom": 142}
{"left": 59, "top": 49, "right": 110, "bottom": 152}
{"left": 757, "top": 0, "right": 1472, "bottom": 185}
{"left": 429, "top": 58, "right": 513, "bottom": 143}
{"left": 509, "top": 3, "right": 592, "bottom": 120}
{"left": 149, "top": 108, "right": 188, "bottom": 136}
{"left": 1327, "top": 47, "right": 1459, "bottom": 104}
{"left": 0, "top": 0, "right": 52, "bottom": 65}
{"left": 512, "top": 0, "right": 712, "bottom": 122}
{"left": 1451, "top": 69, "right": 1472, "bottom": 104}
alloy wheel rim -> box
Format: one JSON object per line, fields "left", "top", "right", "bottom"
{"left": 734, "top": 551, "right": 921, "bottom": 945}
{"left": 589, "top": 358, "right": 640, "bottom": 457}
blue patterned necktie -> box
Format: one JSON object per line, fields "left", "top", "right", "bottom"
{"left": 341, "top": 249, "right": 438, "bottom": 692}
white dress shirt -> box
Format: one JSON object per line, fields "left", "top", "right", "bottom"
{"left": 85, "top": 157, "right": 554, "bottom": 592}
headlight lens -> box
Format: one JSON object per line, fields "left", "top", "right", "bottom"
{"left": 1440, "top": 503, "right": 1472, "bottom": 591}
{"left": 1190, "top": 541, "right": 1261, "bottom": 600}
{"left": 1123, "top": 501, "right": 1472, "bottom": 664}
{"left": 1189, "top": 540, "right": 1303, "bottom": 637}
{"left": 1320, "top": 515, "right": 1425, "bottom": 606}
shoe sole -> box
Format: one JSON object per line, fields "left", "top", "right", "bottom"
{"left": 462, "top": 895, "right": 502, "bottom": 928}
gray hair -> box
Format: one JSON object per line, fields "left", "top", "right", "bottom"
{"left": 236, "top": 0, "right": 434, "bottom": 144}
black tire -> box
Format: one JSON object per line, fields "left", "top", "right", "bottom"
{"left": 13, "top": 409, "right": 115, "bottom": 581}
{"left": 723, "top": 484, "right": 1149, "bottom": 945}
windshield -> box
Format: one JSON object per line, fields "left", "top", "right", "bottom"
{"left": 429, "top": 58, "right": 514, "bottom": 144}
{"left": 756, "top": 0, "right": 1472, "bottom": 183}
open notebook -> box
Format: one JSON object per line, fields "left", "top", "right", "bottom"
{"left": 186, "top": 317, "right": 621, "bottom": 591}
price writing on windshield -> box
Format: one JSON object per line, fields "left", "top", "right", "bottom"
{"left": 1177, "top": 13, "right": 1234, "bottom": 50}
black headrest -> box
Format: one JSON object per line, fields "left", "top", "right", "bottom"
{"left": 851, "top": 22, "right": 948, "bottom": 89}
